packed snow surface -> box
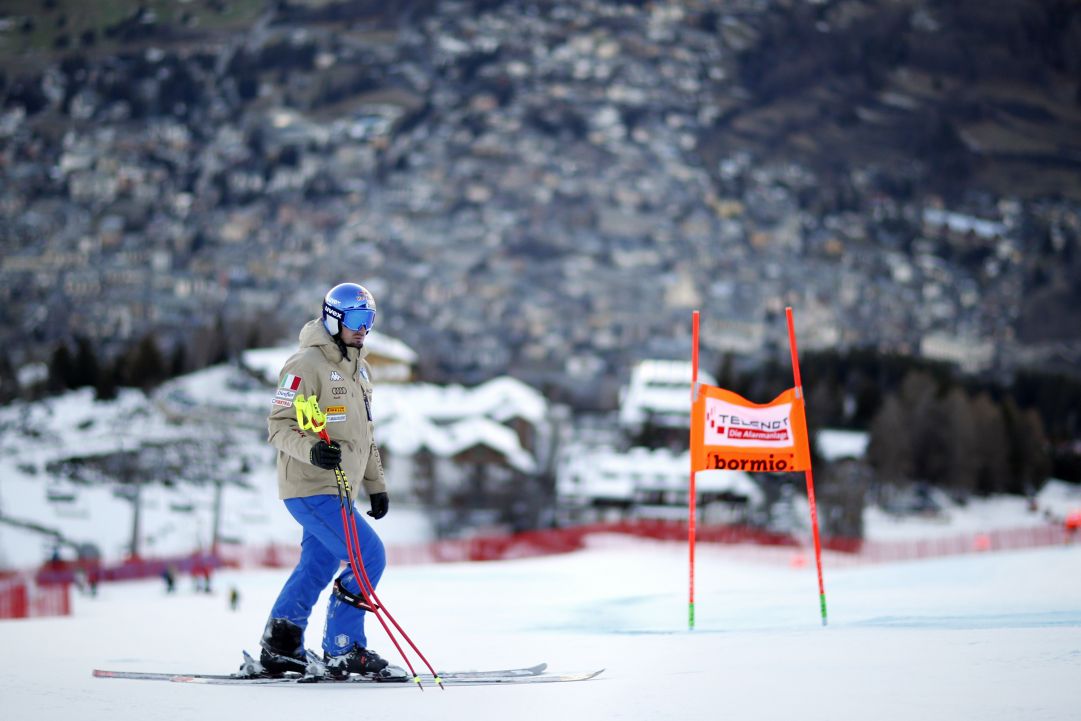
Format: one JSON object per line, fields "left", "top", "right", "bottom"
{"left": 2, "top": 536, "right": 1079, "bottom": 721}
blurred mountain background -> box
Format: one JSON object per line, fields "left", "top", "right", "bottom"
{"left": 1, "top": 0, "right": 1080, "bottom": 547}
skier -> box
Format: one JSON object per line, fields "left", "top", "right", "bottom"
{"left": 162, "top": 565, "right": 176, "bottom": 593}
{"left": 256, "top": 282, "right": 391, "bottom": 679}
{"left": 229, "top": 586, "right": 240, "bottom": 612}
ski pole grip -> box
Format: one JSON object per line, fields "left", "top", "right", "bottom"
{"left": 293, "top": 394, "right": 328, "bottom": 437}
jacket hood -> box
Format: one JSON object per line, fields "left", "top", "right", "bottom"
{"left": 297, "top": 318, "right": 369, "bottom": 361}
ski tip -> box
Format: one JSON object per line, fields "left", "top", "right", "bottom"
{"left": 92, "top": 669, "right": 113, "bottom": 678}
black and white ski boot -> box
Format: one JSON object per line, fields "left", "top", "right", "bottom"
{"left": 254, "top": 618, "right": 323, "bottom": 678}
{"left": 258, "top": 647, "right": 308, "bottom": 676}
{"left": 324, "top": 644, "right": 389, "bottom": 680}
{"left": 237, "top": 649, "right": 326, "bottom": 680}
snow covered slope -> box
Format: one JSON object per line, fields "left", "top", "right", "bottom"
{"left": 2, "top": 537, "right": 1079, "bottom": 721}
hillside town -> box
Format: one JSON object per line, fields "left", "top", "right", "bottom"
{"left": 2, "top": 0, "right": 1079, "bottom": 413}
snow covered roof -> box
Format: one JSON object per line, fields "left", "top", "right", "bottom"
{"left": 816, "top": 429, "right": 869, "bottom": 461}
{"left": 376, "top": 376, "right": 547, "bottom": 426}
{"left": 618, "top": 359, "right": 718, "bottom": 428}
{"left": 373, "top": 377, "right": 546, "bottom": 472}
{"left": 239, "top": 347, "right": 292, "bottom": 384}
{"left": 922, "top": 207, "right": 1007, "bottom": 239}
{"left": 364, "top": 333, "right": 419, "bottom": 364}
{"left": 379, "top": 412, "right": 536, "bottom": 473}
{"left": 460, "top": 376, "right": 548, "bottom": 424}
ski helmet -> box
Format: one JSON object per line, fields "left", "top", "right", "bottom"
{"left": 322, "top": 282, "right": 376, "bottom": 335}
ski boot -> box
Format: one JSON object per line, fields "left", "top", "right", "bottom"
{"left": 324, "top": 644, "right": 389, "bottom": 680}
{"left": 256, "top": 619, "right": 311, "bottom": 677}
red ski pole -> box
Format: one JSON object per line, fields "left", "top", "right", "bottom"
{"left": 328, "top": 454, "right": 446, "bottom": 688}
{"left": 338, "top": 491, "right": 443, "bottom": 687}
{"left": 294, "top": 395, "right": 443, "bottom": 688}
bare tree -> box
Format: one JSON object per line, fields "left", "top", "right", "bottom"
{"left": 972, "top": 393, "right": 1009, "bottom": 495}
{"left": 868, "top": 395, "right": 913, "bottom": 485}
{"left": 943, "top": 386, "right": 979, "bottom": 495}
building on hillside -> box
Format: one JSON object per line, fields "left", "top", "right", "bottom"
{"left": 816, "top": 429, "right": 869, "bottom": 462}
{"left": 556, "top": 444, "right": 763, "bottom": 524}
{"left": 919, "top": 331, "right": 994, "bottom": 374}
{"left": 555, "top": 358, "right": 788, "bottom": 524}
{"left": 363, "top": 332, "right": 418, "bottom": 382}
{"left": 618, "top": 359, "right": 717, "bottom": 445}
{"left": 374, "top": 376, "right": 553, "bottom": 533}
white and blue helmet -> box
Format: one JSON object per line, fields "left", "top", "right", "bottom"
{"left": 322, "top": 282, "right": 376, "bottom": 335}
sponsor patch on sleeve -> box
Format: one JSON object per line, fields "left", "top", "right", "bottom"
{"left": 273, "top": 374, "right": 302, "bottom": 408}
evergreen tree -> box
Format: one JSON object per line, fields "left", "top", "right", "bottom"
{"left": 715, "top": 352, "right": 735, "bottom": 390}
{"left": 124, "top": 335, "right": 166, "bottom": 391}
{"left": 169, "top": 344, "right": 187, "bottom": 378}
{"left": 808, "top": 378, "right": 844, "bottom": 430}
{"left": 95, "top": 359, "right": 119, "bottom": 401}
{"left": 211, "top": 315, "right": 229, "bottom": 365}
{"left": 48, "top": 342, "right": 76, "bottom": 391}
{"left": 1019, "top": 407, "right": 1052, "bottom": 490}
{"left": 971, "top": 393, "right": 1009, "bottom": 495}
{"left": 0, "top": 350, "right": 17, "bottom": 403}
{"left": 1003, "top": 400, "right": 1052, "bottom": 495}
{"left": 0, "top": 350, "right": 17, "bottom": 404}
{"left": 188, "top": 316, "right": 230, "bottom": 369}
{"left": 72, "top": 335, "right": 100, "bottom": 389}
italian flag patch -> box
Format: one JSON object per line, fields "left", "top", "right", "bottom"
{"left": 280, "top": 374, "right": 302, "bottom": 391}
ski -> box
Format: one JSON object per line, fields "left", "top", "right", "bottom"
{"left": 428, "top": 662, "right": 548, "bottom": 679}
{"left": 92, "top": 664, "right": 604, "bottom": 687}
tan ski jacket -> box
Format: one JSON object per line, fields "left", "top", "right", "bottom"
{"left": 267, "top": 319, "right": 386, "bottom": 501}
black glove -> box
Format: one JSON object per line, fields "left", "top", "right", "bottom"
{"left": 310, "top": 440, "right": 341, "bottom": 470}
{"left": 367, "top": 492, "right": 389, "bottom": 520}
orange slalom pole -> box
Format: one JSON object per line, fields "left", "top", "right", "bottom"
{"left": 785, "top": 307, "right": 828, "bottom": 626}
{"left": 689, "top": 310, "right": 700, "bottom": 630}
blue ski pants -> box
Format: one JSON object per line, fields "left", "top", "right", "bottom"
{"left": 267, "top": 495, "right": 386, "bottom": 655}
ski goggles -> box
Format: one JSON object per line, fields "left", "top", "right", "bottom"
{"left": 340, "top": 307, "right": 375, "bottom": 332}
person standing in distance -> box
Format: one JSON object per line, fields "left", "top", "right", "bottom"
{"left": 258, "top": 282, "right": 390, "bottom": 679}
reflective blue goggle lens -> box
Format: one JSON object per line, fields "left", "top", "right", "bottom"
{"left": 341, "top": 308, "right": 375, "bottom": 331}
